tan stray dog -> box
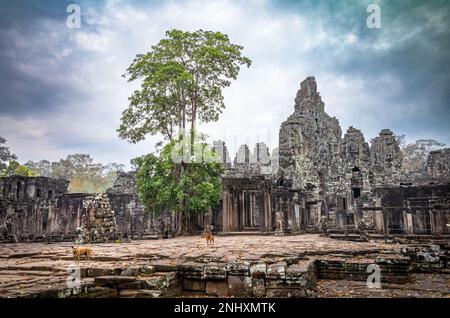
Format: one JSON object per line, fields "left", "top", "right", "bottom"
{"left": 72, "top": 245, "right": 93, "bottom": 264}
{"left": 205, "top": 230, "right": 214, "bottom": 246}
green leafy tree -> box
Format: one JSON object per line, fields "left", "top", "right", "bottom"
{"left": 24, "top": 160, "right": 52, "bottom": 177}
{"left": 135, "top": 136, "right": 223, "bottom": 235}
{"left": 0, "top": 137, "right": 17, "bottom": 174}
{"left": 1, "top": 160, "right": 37, "bottom": 177}
{"left": 25, "top": 155, "right": 126, "bottom": 193}
{"left": 118, "top": 29, "right": 250, "bottom": 234}
{"left": 118, "top": 29, "right": 251, "bottom": 143}
{"left": 104, "top": 162, "right": 126, "bottom": 186}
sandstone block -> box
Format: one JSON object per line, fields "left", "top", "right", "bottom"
{"left": 206, "top": 281, "right": 229, "bottom": 297}
{"left": 251, "top": 278, "right": 265, "bottom": 297}
{"left": 227, "top": 275, "right": 252, "bottom": 297}
{"left": 182, "top": 278, "right": 205, "bottom": 292}
{"left": 94, "top": 276, "right": 137, "bottom": 287}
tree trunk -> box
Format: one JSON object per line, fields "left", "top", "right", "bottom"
{"left": 183, "top": 210, "right": 196, "bottom": 236}
{"left": 190, "top": 106, "right": 197, "bottom": 158}
{"left": 176, "top": 211, "right": 183, "bottom": 236}
{"left": 175, "top": 210, "right": 198, "bottom": 236}
{"left": 174, "top": 107, "right": 196, "bottom": 237}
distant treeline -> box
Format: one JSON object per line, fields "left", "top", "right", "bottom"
{"left": 1, "top": 136, "right": 126, "bottom": 193}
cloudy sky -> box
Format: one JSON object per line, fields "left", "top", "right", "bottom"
{"left": 0, "top": 0, "right": 449, "bottom": 168}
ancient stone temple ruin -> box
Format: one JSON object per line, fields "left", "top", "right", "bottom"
{"left": 0, "top": 173, "right": 162, "bottom": 242}
{"left": 217, "top": 76, "right": 450, "bottom": 238}
{"left": 0, "top": 76, "right": 449, "bottom": 242}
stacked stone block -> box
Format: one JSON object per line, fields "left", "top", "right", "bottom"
{"left": 83, "top": 193, "right": 117, "bottom": 242}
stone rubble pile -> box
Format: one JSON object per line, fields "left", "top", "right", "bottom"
{"left": 83, "top": 194, "right": 117, "bottom": 242}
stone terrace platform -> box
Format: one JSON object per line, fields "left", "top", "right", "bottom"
{"left": 0, "top": 235, "right": 448, "bottom": 298}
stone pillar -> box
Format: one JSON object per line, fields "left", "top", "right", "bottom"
{"left": 252, "top": 192, "right": 259, "bottom": 227}
{"left": 241, "top": 190, "right": 245, "bottom": 229}
{"left": 222, "top": 188, "right": 241, "bottom": 233}
{"left": 222, "top": 190, "right": 229, "bottom": 232}
{"left": 258, "top": 192, "right": 265, "bottom": 232}
{"left": 234, "top": 190, "right": 240, "bottom": 231}
{"left": 258, "top": 190, "right": 272, "bottom": 232}
{"left": 265, "top": 191, "right": 272, "bottom": 231}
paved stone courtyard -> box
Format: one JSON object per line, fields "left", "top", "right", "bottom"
{"left": 0, "top": 235, "right": 448, "bottom": 298}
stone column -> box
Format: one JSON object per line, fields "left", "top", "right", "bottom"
{"left": 222, "top": 190, "right": 229, "bottom": 232}
{"left": 258, "top": 192, "right": 265, "bottom": 232}
{"left": 265, "top": 190, "right": 272, "bottom": 231}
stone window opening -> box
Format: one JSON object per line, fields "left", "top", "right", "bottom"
{"left": 352, "top": 166, "right": 360, "bottom": 172}
{"left": 16, "top": 183, "right": 22, "bottom": 199}
{"left": 48, "top": 190, "right": 53, "bottom": 199}
{"left": 340, "top": 197, "right": 347, "bottom": 211}
{"left": 352, "top": 188, "right": 361, "bottom": 199}
{"left": 42, "top": 212, "right": 48, "bottom": 231}
{"left": 36, "top": 189, "right": 41, "bottom": 198}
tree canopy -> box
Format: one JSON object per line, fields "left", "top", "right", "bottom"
{"left": 1, "top": 136, "right": 126, "bottom": 193}
{"left": 134, "top": 135, "right": 223, "bottom": 234}
{"left": 1, "top": 160, "right": 37, "bottom": 177}
{"left": 0, "top": 137, "right": 17, "bottom": 174}
{"left": 118, "top": 29, "right": 250, "bottom": 235}
{"left": 118, "top": 29, "right": 251, "bottom": 143}
{"left": 24, "top": 154, "right": 126, "bottom": 193}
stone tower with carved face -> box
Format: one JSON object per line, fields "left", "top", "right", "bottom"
{"left": 279, "top": 77, "right": 342, "bottom": 184}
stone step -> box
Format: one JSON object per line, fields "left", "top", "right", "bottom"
{"left": 316, "top": 256, "right": 411, "bottom": 283}
{"left": 94, "top": 275, "right": 138, "bottom": 288}
{"left": 242, "top": 227, "right": 260, "bottom": 231}
{"left": 119, "top": 289, "right": 162, "bottom": 298}
{"left": 329, "top": 234, "right": 366, "bottom": 242}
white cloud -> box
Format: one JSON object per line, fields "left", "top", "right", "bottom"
{"left": 71, "top": 32, "right": 110, "bottom": 51}
{"left": 344, "top": 33, "right": 358, "bottom": 45}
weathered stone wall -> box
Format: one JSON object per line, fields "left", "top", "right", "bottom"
{"left": 0, "top": 173, "right": 161, "bottom": 242}
{"left": 426, "top": 148, "right": 450, "bottom": 180}
{"left": 279, "top": 77, "right": 342, "bottom": 179}
{"left": 82, "top": 194, "right": 117, "bottom": 242}
{"left": 341, "top": 126, "right": 371, "bottom": 170}
{"left": 52, "top": 193, "right": 85, "bottom": 240}
{"left": 213, "top": 140, "right": 232, "bottom": 168}
{"left": 375, "top": 182, "right": 450, "bottom": 235}
{"left": 106, "top": 171, "right": 161, "bottom": 239}
{"left": 370, "top": 129, "right": 403, "bottom": 186}
{"left": 221, "top": 176, "right": 270, "bottom": 232}
{"left": 0, "top": 176, "right": 70, "bottom": 241}
{"left": 276, "top": 77, "right": 410, "bottom": 233}
{"left": 0, "top": 175, "right": 68, "bottom": 201}
{"left": 340, "top": 126, "right": 372, "bottom": 218}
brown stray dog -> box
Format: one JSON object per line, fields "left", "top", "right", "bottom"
{"left": 72, "top": 245, "right": 93, "bottom": 264}
{"left": 205, "top": 230, "right": 214, "bottom": 246}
